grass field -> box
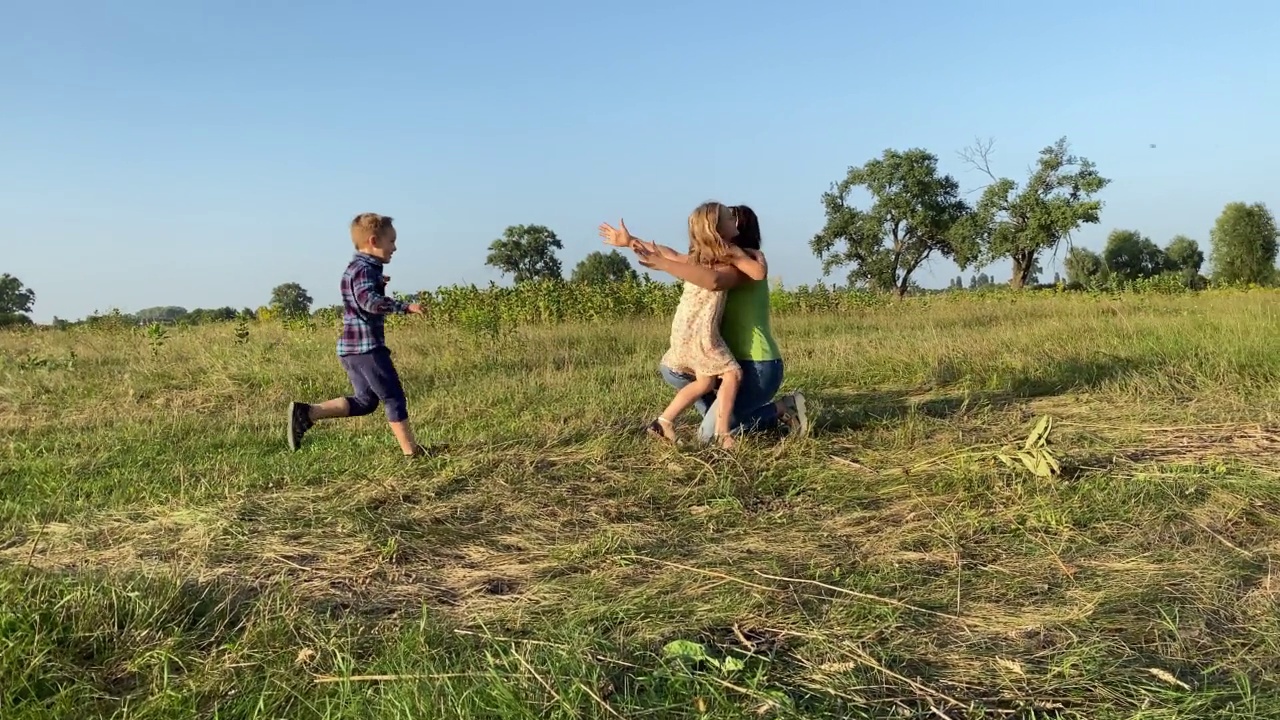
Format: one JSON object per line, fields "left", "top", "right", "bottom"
{"left": 4, "top": 289, "right": 1280, "bottom": 719}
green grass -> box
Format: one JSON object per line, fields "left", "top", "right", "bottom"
{"left": 3, "top": 289, "right": 1280, "bottom": 719}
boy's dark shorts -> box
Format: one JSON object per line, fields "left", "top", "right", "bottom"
{"left": 339, "top": 347, "right": 408, "bottom": 422}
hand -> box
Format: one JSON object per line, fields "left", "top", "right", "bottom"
{"left": 407, "top": 303, "right": 424, "bottom": 315}
{"left": 725, "top": 243, "right": 746, "bottom": 259}
{"left": 598, "top": 219, "right": 633, "bottom": 248}
{"left": 634, "top": 246, "right": 662, "bottom": 270}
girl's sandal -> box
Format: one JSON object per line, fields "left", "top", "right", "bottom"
{"left": 646, "top": 417, "right": 677, "bottom": 443}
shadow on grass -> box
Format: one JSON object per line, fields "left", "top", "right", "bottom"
{"left": 1004, "top": 352, "right": 1147, "bottom": 397}
{"left": 813, "top": 353, "right": 1145, "bottom": 435}
{"left": 814, "top": 389, "right": 1018, "bottom": 434}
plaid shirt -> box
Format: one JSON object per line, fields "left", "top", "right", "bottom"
{"left": 336, "top": 253, "right": 410, "bottom": 356}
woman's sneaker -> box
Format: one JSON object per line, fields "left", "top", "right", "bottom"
{"left": 779, "top": 391, "right": 809, "bottom": 437}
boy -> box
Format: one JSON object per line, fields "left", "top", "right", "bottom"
{"left": 287, "top": 213, "right": 427, "bottom": 456}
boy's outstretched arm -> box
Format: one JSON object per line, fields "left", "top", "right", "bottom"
{"left": 352, "top": 266, "right": 421, "bottom": 314}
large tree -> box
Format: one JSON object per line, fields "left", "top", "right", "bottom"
{"left": 811, "top": 148, "right": 975, "bottom": 299}
{"left": 571, "top": 250, "right": 638, "bottom": 284}
{"left": 1103, "top": 229, "right": 1168, "bottom": 281}
{"left": 269, "top": 282, "right": 313, "bottom": 317}
{"left": 1209, "top": 202, "right": 1279, "bottom": 285}
{"left": 960, "top": 136, "right": 1110, "bottom": 289}
{"left": 486, "top": 224, "right": 564, "bottom": 283}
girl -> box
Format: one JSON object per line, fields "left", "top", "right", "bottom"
{"left": 601, "top": 205, "right": 808, "bottom": 444}
{"left": 605, "top": 202, "right": 766, "bottom": 448}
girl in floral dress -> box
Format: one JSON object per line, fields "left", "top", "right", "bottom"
{"left": 606, "top": 202, "right": 766, "bottom": 448}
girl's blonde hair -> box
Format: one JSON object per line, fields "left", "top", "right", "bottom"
{"left": 687, "top": 201, "right": 733, "bottom": 267}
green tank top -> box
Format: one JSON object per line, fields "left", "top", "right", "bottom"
{"left": 720, "top": 279, "right": 781, "bottom": 361}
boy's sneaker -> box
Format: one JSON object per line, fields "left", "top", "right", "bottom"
{"left": 288, "top": 402, "right": 313, "bottom": 451}
{"left": 779, "top": 391, "right": 810, "bottom": 438}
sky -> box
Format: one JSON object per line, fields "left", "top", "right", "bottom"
{"left": 4, "top": 0, "right": 1279, "bottom": 322}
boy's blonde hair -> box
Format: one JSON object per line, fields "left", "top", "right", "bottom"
{"left": 350, "top": 213, "right": 395, "bottom": 249}
{"left": 687, "top": 201, "right": 733, "bottom": 267}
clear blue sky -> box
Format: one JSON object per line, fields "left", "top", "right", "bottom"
{"left": 5, "top": 0, "right": 1279, "bottom": 322}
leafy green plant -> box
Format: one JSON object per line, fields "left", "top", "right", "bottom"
{"left": 233, "top": 318, "right": 250, "bottom": 345}
{"left": 662, "top": 640, "right": 746, "bottom": 674}
{"left": 282, "top": 315, "right": 317, "bottom": 333}
{"left": 659, "top": 639, "right": 792, "bottom": 714}
{"left": 144, "top": 322, "right": 168, "bottom": 357}
{"left": 456, "top": 304, "right": 506, "bottom": 342}
{"left": 996, "top": 415, "right": 1061, "bottom": 478}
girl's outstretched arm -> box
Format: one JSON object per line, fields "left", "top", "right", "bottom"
{"left": 727, "top": 247, "right": 768, "bottom": 281}
{"left": 637, "top": 251, "right": 747, "bottom": 291}
{"left": 599, "top": 220, "right": 688, "bottom": 261}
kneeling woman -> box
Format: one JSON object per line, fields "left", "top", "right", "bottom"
{"left": 599, "top": 204, "right": 808, "bottom": 443}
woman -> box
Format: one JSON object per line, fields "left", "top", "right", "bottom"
{"left": 599, "top": 204, "right": 808, "bottom": 444}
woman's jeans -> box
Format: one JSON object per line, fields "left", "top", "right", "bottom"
{"left": 660, "top": 359, "right": 783, "bottom": 443}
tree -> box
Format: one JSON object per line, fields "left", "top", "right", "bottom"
{"left": 968, "top": 273, "right": 995, "bottom": 289}
{"left": 1164, "top": 235, "right": 1204, "bottom": 273}
{"left": 1103, "top": 229, "right": 1168, "bottom": 281}
{"left": 1064, "top": 246, "right": 1105, "bottom": 286}
{"left": 270, "top": 283, "right": 313, "bottom": 317}
{"left": 186, "top": 307, "right": 237, "bottom": 324}
{"left": 1209, "top": 202, "right": 1279, "bottom": 285}
{"left": 1164, "top": 234, "right": 1205, "bottom": 287}
{"left": 811, "top": 148, "right": 975, "bottom": 299}
{"left": 571, "top": 250, "right": 638, "bottom": 284}
{"left": 486, "top": 224, "right": 564, "bottom": 283}
{"left": 136, "top": 306, "right": 189, "bottom": 323}
{"left": 0, "top": 273, "right": 36, "bottom": 326}
{"left": 0, "top": 273, "right": 35, "bottom": 314}
{"left": 960, "top": 136, "right": 1110, "bottom": 289}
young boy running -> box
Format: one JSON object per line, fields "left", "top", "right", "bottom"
{"left": 287, "top": 213, "right": 427, "bottom": 456}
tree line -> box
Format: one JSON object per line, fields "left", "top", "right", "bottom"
{"left": 810, "top": 137, "right": 1279, "bottom": 298}
{"left": 1062, "top": 203, "right": 1278, "bottom": 289}
{"left": 4, "top": 134, "right": 1278, "bottom": 325}
{"left": 465, "top": 135, "right": 1280, "bottom": 298}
